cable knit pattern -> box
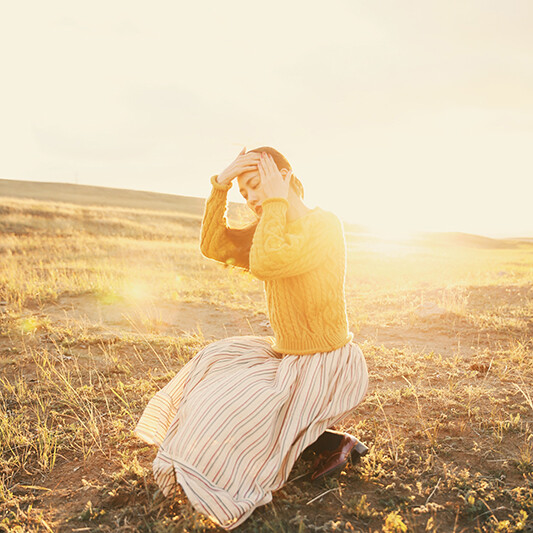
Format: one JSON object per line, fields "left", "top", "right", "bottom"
{"left": 200, "top": 176, "right": 353, "bottom": 355}
{"left": 199, "top": 176, "right": 250, "bottom": 269}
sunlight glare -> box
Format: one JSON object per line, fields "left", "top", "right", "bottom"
{"left": 365, "top": 222, "right": 418, "bottom": 242}
{"left": 122, "top": 280, "right": 154, "bottom": 303}
{"left": 354, "top": 223, "right": 422, "bottom": 256}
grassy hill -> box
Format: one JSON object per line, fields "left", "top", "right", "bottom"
{"left": 0, "top": 178, "right": 532, "bottom": 532}
{"left": 1, "top": 178, "right": 529, "bottom": 249}
{"left": 0, "top": 178, "right": 255, "bottom": 240}
{"left": 0, "top": 178, "right": 206, "bottom": 215}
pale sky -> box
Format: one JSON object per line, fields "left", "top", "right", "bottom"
{"left": 1, "top": 1, "right": 532, "bottom": 237}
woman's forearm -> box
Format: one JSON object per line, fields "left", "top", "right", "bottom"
{"left": 200, "top": 176, "right": 249, "bottom": 269}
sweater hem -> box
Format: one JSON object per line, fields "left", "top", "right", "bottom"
{"left": 272, "top": 332, "right": 354, "bottom": 356}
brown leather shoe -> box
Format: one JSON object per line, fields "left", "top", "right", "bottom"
{"left": 311, "top": 434, "right": 368, "bottom": 481}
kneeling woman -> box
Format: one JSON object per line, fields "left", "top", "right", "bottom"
{"left": 134, "top": 147, "right": 369, "bottom": 530}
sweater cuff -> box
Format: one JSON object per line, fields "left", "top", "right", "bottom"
{"left": 210, "top": 175, "right": 232, "bottom": 191}
{"left": 261, "top": 197, "right": 289, "bottom": 210}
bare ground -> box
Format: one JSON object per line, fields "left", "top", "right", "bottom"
{"left": 1, "top": 186, "right": 532, "bottom": 532}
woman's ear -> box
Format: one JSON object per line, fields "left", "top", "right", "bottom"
{"left": 279, "top": 168, "right": 293, "bottom": 185}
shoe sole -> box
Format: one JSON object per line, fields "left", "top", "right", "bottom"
{"left": 311, "top": 440, "right": 369, "bottom": 482}
{"left": 352, "top": 440, "right": 369, "bottom": 460}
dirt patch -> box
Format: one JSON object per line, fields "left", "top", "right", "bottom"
{"left": 33, "top": 294, "right": 273, "bottom": 341}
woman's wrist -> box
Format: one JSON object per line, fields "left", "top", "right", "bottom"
{"left": 211, "top": 175, "right": 232, "bottom": 191}
{"left": 258, "top": 198, "right": 289, "bottom": 223}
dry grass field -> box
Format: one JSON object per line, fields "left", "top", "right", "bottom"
{"left": 1, "top": 180, "right": 532, "bottom": 532}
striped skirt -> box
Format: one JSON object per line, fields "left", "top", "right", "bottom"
{"left": 134, "top": 336, "right": 368, "bottom": 530}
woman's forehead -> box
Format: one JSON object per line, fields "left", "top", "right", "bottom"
{"left": 237, "top": 170, "right": 260, "bottom": 187}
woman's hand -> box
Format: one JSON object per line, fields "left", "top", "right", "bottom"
{"left": 216, "top": 148, "right": 262, "bottom": 186}
{"left": 257, "top": 152, "right": 292, "bottom": 199}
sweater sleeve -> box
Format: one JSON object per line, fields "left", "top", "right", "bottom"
{"left": 199, "top": 175, "right": 250, "bottom": 269}
{"left": 249, "top": 198, "right": 341, "bottom": 280}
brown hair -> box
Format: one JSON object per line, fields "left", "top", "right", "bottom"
{"left": 226, "top": 146, "right": 302, "bottom": 268}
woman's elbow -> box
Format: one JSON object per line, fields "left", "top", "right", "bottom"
{"left": 249, "top": 267, "right": 267, "bottom": 281}
{"left": 199, "top": 237, "right": 215, "bottom": 260}
{"left": 249, "top": 258, "right": 278, "bottom": 281}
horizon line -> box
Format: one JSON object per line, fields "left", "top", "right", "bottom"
{"left": 1, "top": 175, "right": 532, "bottom": 241}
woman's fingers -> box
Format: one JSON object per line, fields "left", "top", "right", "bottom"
{"left": 240, "top": 165, "right": 259, "bottom": 173}
{"left": 259, "top": 153, "right": 277, "bottom": 185}
{"left": 236, "top": 155, "right": 260, "bottom": 171}
{"left": 243, "top": 152, "right": 261, "bottom": 161}
{"left": 236, "top": 153, "right": 260, "bottom": 167}
{"left": 230, "top": 147, "right": 246, "bottom": 164}
{"left": 258, "top": 153, "right": 290, "bottom": 199}
{"left": 263, "top": 153, "right": 280, "bottom": 179}
{"left": 264, "top": 153, "right": 278, "bottom": 173}
{"left": 233, "top": 148, "right": 257, "bottom": 166}
{"left": 264, "top": 154, "right": 291, "bottom": 185}
{"left": 218, "top": 149, "right": 258, "bottom": 184}
{"left": 230, "top": 153, "right": 260, "bottom": 175}
{"left": 257, "top": 156, "right": 266, "bottom": 179}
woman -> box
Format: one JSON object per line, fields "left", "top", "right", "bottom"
{"left": 134, "top": 147, "right": 369, "bottom": 530}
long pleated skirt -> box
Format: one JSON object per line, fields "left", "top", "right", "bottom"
{"left": 134, "top": 335, "right": 368, "bottom": 530}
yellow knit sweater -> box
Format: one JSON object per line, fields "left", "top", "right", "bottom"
{"left": 200, "top": 175, "right": 353, "bottom": 355}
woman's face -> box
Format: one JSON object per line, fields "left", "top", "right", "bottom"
{"left": 237, "top": 170, "right": 267, "bottom": 217}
